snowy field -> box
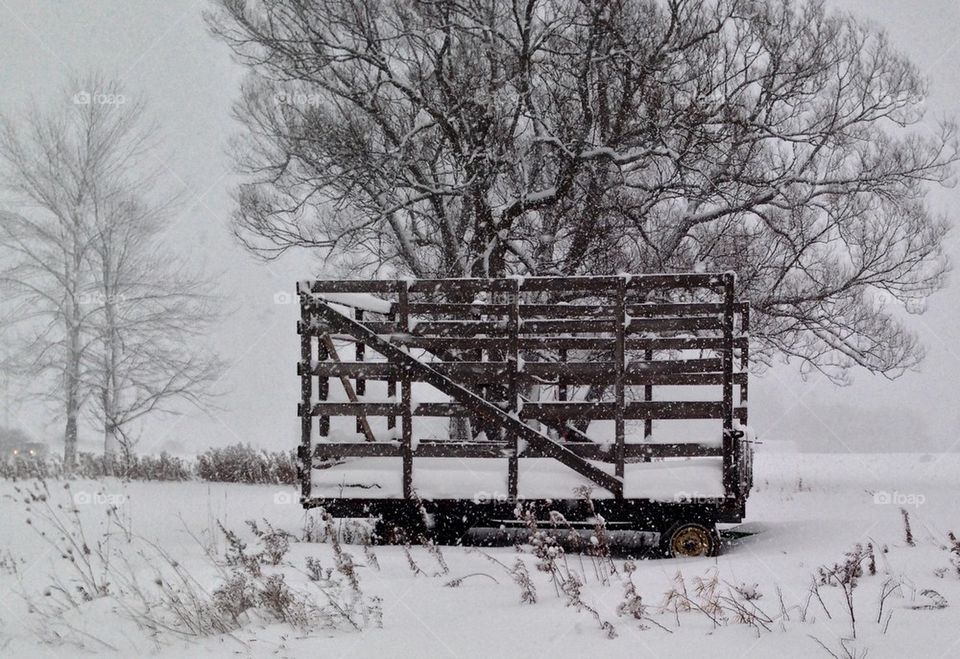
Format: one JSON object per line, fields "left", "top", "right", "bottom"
{"left": 1, "top": 449, "right": 959, "bottom": 658}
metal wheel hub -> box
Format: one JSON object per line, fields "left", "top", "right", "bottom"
{"left": 670, "top": 525, "right": 713, "bottom": 557}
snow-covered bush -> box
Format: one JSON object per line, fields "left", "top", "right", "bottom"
{"left": 195, "top": 443, "right": 297, "bottom": 484}
{"left": 1, "top": 444, "right": 293, "bottom": 484}
{"left": 0, "top": 451, "right": 191, "bottom": 481}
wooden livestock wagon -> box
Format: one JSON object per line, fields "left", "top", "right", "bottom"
{"left": 296, "top": 273, "right": 753, "bottom": 557}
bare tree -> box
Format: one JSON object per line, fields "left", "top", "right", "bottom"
{"left": 0, "top": 74, "right": 223, "bottom": 468}
{"left": 208, "top": 0, "right": 956, "bottom": 381}
{"left": 85, "top": 192, "right": 223, "bottom": 471}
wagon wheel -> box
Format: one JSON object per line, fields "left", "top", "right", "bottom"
{"left": 373, "top": 509, "right": 428, "bottom": 544}
{"left": 660, "top": 521, "right": 720, "bottom": 558}
{"left": 431, "top": 512, "right": 475, "bottom": 546}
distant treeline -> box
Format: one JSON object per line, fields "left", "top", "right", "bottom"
{"left": 0, "top": 443, "right": 297, "bottom": 485}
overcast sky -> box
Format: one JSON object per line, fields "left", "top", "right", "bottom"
{"left": 1, "top": 0, "right": 959, "bottom": 454}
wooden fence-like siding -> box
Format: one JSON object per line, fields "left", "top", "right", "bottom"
{"left": 297, "top": 273, "right": 749, "bottom": 501}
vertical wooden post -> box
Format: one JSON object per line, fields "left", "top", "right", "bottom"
{"left": 739, "top": 305, "right": 749, "bottom": 425}
{"left": 387, "top": 307, "right": 397, "bottom": 431}
{"left": 721, "top": 272, "right": 736, "bottom": 495}
{"left": 613, "top": 278, "right": 626, "bottom": 484}
{"left": 558, "top": 348, "right": 567, "bottom": 405}
{"left": 354, "top": 308, "right": 365, "bottom": 434}
{"left": 398, "top": 282, "right": 413, "bottom": 499}
{"left": 507, "top": 278, "right": 520, "bottom": 500}
{"left": 298, "top": 300, "right": 313, "bottom": 504}
{"left": 317, "top": 332, "right": 330, "bottom": 439}
{"left": 643, "top": 347, "right": 653, "bottom": 461}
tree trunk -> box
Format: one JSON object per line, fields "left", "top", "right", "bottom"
{"left": 103, "top": 415, "right": 119, "bottom": 476}
{"left": 101, "top": 260, "right": 121, "bottom": 474}
{"left": 63, "top": 296, "right": 82, "bottom": 470}
{"left": 63, "top": 370, "right": 79, "bottom": 470}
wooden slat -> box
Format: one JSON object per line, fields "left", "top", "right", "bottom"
{"left": 306, "top": 280, "right": 398, "bottom": 293}
{"left": 309, "top": 402, "right": 403, "bottom": 416}
{"left": 314, "top": 442, "right": 401, "bottom": 458}
{"left": 507, "top": 279, "right": 520, "bottom": 499}
{"left": 316, "top": 335, "right": 330, "bottom": 437}
{"left": 309, "top": 358, "right": 725, "bottom": 379}
{"left": 406, "top": 278, "right": 517, "bottom": 294}
{"left": 312, "top": 441, "right": 723, "bottom": 460}
{"left": 721, "top": 272, "right": 736, "bottom": 495}
{"left": 413, "top": 402, "right": 474, "bottom": 416}
{"left": 520, "top": 273, "right": 723, "bottom": 292}
{"left": 739, "top": 305, "right": 750, "bottom": 424}
{"left": 394, "top": 301, "right": 750, "bottom": 320}
{"left": 522, "top": 358, "right": 722, "bottom": 379}
{"left": 387, "top": 306, "right": 397, "bottom": 430}
{"left": 626, "top": 302, "right": 749, "bottom": 317}
{"left": 644, "top": 348, "right": 653, "bottom": 448}
{"left": 362, "top": 316, "right": 726, "bottom": 336}
{"left": 304, "top": 273, "right": 725, "bottom": 297}
{"left": 305, "top": 361, "right": 745, "bottom": 387}
{"left": 309, "top": 361, "right": 510, "bottom": 379}
{"left": 407, "top": 302, "right": 511, "bottom": 315}
{"left": 614, "top": 280, "right": 626, "bottom": 478}
{"left": 626, "top": 336, "right": 748, "bottom": 351}
{"left": 398, "top": 283, "right": 413, "bottom": 498}
{"left": 363, "top": 319, "right": 510, "bottom": 336}
{"left": 626, "top": 316, "right": 723, "bottom": 333}
{"left": 521, "top": 319, "right": 616, "bottom": 333}
{"left": 308, "top": 362, "right": 397, "bottom": 378}
{"left": 354, "top": 308, "right": 365, "bottom": 397}
{"left": 299, "top": 325, "right": 313, "bottom": 502}
{"left": 316, "top": 333, "right": 745, "bottom": 353}
{"left": 523, "top": 303, "right": 613, "bottom": 318}
{"left": 520, "top": 401, "right": 747, "bottom": 421}
{"left": 306, "top": 400, "right": 749, "bottom": 420}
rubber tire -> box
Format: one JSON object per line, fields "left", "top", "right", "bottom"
{"left": 432, "top": 513, "right": 474, "bottom": 546}
{"left": 659, "top": 521, "right": 721, "bottom": 558}
{"left": 373, "top": 509, "right": 427, "bottom": 544}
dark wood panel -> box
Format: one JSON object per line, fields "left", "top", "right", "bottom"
{"left": 407, "top": 302, "right": 511, "bottom": 315}
{"left": 303, "top": 273, "right": 726, "bottom": 297}
{"left": 520, "top": 318, "right": 616, "bottom": 333}
{"left": 306, "top": 360, "right": 745, "bottom": 387}
{"left": 306, "top": 400, "right": 748, "bottom": 421}
{"left": 520, "top": 400, "right": 729, "bottom": 420}
{"left": 626, "top": 316, "right": 723, "bottom": 333}
{"left": 301, "top": 280, "right": 398, "bottom": 294}
{"left": 401, "top": 301, "right": 747, "bottom": 320}
{"left": 311, "top": 441, "right": 723, "bottom": 460}
{"left": 307, "top": 331, "right": 748, "bottom": 354}
{"left": 357, "top": 316, "right": 726, "bottom": 336}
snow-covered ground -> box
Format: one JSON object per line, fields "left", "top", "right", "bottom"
{"left": 2, "top": 449, "right": 960, "bottom": 658}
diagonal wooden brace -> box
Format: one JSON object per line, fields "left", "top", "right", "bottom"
{"left": 306, "top": 299, "right": 624, "bottom": 497}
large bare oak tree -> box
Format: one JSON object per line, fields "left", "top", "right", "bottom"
{"left": 208, "top": 0, "right": 957, "bottom": 381}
